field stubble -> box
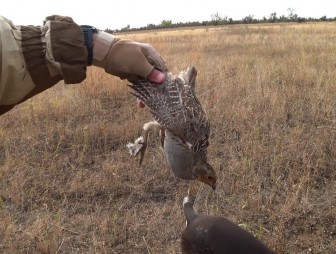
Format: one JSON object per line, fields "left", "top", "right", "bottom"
{"left": 0, "top": 23, "right": 335, "bottom": 253}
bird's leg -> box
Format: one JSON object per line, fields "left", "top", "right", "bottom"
{"left": 159, "top": 127, "right": 165, "bottom": 149}
{"left": 187, "top": 181, "right": 198, "bottom": 203}
{"left": 138, "top": 129, "right": 149, "bottom": 165}
{"left": 138, "top": 121, "right": 162, "bottom": 165}
{"left": 126, "top": 129, "right": 149, "bottom": 165}
{"left": 126, "top": 121, "right": 161, "bottom": 165}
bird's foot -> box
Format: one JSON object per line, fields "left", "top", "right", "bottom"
{"left": 126, "top": 130, "right": 149, "bottom": 165}
{"left": 126, "top": 136, "right": 147, "bottom": 163}
{"left": 127, "top": 136, "right": 144, "bottom": 154}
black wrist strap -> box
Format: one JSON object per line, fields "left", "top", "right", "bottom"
{"left": 80, "top": 25, "right": 98, "bottom": 66}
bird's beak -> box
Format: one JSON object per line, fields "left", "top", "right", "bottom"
{"left": 198, "top": 175, "right": 217, "bottom": 191}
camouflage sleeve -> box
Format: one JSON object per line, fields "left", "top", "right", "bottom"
{"left": 0, "top": 15, "right": 88, "bottom": 115}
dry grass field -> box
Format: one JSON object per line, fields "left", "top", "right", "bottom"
{"left": 0, "top": 22, "right": 335, "bottom": 253}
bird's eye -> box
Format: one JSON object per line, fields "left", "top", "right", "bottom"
{"left": 207, "top": 176, "right": 212, "bottom": 180}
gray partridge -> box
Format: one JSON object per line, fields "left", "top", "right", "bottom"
{"left": 181, "top": 193, "right": 276, "bottom": 254}
{"left": 127, "top": 67, "right": 216, "bottom": 190}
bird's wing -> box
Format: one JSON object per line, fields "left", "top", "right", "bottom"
{"left": 129, "top": 75, "right": 210, "bottom": 148}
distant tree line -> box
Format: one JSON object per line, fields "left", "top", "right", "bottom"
{"left": 104, "top": 9, "right": 336, "bottom": 33}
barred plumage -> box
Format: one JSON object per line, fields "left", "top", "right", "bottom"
{"left": 127, "top": 67, "right": 216, "bottom": 189}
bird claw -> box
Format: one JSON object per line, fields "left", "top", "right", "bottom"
{"left": 126, "top": 130, "right": 149, "bottom": 166}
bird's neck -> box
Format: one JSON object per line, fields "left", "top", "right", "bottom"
{"left": 183, "top": 202, "right": 197, "bottom": 224}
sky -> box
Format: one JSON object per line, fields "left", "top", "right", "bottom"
{"left": 2, "top": 0, "right": 336, "bottom": 30}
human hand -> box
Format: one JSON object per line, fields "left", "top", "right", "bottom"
{"left": 92, "top": 32, "right": 167, "bottom": 108}
{"left": 92, "top": 32, "right": 167, "bottom": 81}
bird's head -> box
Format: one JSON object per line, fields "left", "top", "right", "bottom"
{"left": 192, "top": 154, "right": 217, "bottom": 190}
{"left": 197, "top": 163, "right": 217, "bottom": 190}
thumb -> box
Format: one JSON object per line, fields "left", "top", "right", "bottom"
{"left": 147, "top": 69, "right": 165, "bottom": 83}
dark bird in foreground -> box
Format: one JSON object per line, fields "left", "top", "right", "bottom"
{"left": 181, "top": 193, "right": 277, "bottom": 254}
{"left": 127, "top": 67, "right": 216, "bottom": 190}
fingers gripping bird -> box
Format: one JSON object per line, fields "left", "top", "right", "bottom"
{"left": 127, "top": 67, "right": 217, "bottom": 190}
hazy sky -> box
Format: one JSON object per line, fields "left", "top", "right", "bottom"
{"left": 2, "top": 0, "right": 335, "bottom": 30}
